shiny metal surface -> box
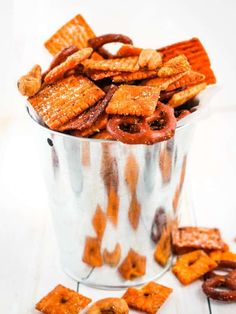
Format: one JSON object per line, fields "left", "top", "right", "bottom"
{"left": 28, "top": 105, "right": 197, "bottom": 288}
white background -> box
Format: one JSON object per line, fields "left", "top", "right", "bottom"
{"left": 0, "top": 1, "right": 236, "bottom": 313}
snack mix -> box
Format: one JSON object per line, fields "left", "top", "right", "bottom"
{"left": 18, "top": 14, "right": 216, "bottom": 145}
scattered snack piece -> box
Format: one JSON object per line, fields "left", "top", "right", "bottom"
{"left": 28, "top": 75, "right": 105, "bottom": 130}
{"left": 168, "top": 83, "right": 207, "bottom": 108}
{"left": 45, "top": 14, "right": 95, "bottom": 55}
{"left": 17, "top": 64, "right": 41, "bottom": 97}
{"left": 86, "top": 298, "right": 129, "bottom": 314}
{"left": 116, "top": 44, "right": 142, "bottom": 57}
{"left": 71, "top": 113, "right": 108, "bottom": 137}
{"left": 92, "top": 205, "right": 107, "bottom": 240}
{"left": 106, "top": 85, "right": 160, "bottom": 117}
{"left": 142, "top": 72, "right": 187, "bottom": 90}
{"left": 88, "top": 34, "right": 133, "bottom": 50}
{"left": 82, "top": 236, "right": 103, "bottom": 267}
{"left": 209, "top": 250, "right": 236, "bottom": 263}
{"left": 122, "top": 281, "right": 172, "bottom": 314}
{"left": 42, "top": 45, "right": 79, "bottom": 80}
{"left": 103, "top": 243, "right": 121, "bottom": 267}
{"left": 166, "top": 70, "right": 205, "bottom": 91}
{"left": 154, "top": 228, "right": 171, "bottom": 267}
{"left": 172, "top": 250, "right": 217, "bottom": 285}
{"left": 138, "top": 49, "right": 162, "bottom": 70}
{"left": 44, "top": 48, "right": 93, "bottom": 84}
{"left": 87, "top": 70, "right": 121, "bottom": 81}
{"left": 82, "top": 56, "right": 139, "bottom": 72}
{"left": 112, "top": 70, "right": 158, "bottom": 83}
{"left": 35, "top": 284, "right": 91, "bottom": 314}
{"left": 158, "top": 55, "right": 190, "bottom": 77}
{"left": 158, "top": 37, "right": 216, "bottom": 84}
{"left": 118, "top": 249, "right": 146, "bottom": 280}
{"left": 172, "top": 226, "right": 225, "bottom": 255}
{"left": 202, "top": 275, "right": 236, "bottom": 302}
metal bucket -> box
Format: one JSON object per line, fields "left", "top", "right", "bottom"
{"left": 27, "top": 97, "right": 203, "bottom": 289}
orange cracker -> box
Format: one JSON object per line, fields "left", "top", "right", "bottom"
{"left": 172, "top": 250, "right": 217, "bottom": 285}
{"left": 107, "top": 186, "right": 120, "bottom": 226}
{"left": 112, "top": 70, "right": 158, "bottom": 83}
{"left": 116, "top": 44, "right": 142, "bottom": 57}
{"left": 44, "top": 48, "right": 93, "bottom": 84}
{"left": 103, "top": 243, "right": 121, "bottom": 267}
{"left": 106, "top": 85, "right": 160, "bottom": 116}
{"left": 35, "top": 284, "right": 91, "bottom": 314}
{"left": 209, "top": 250, "right": 236, "bottom": 263}
{"left": 166, "top": 70, "right": 205, "bottom": 91}
{"left": 158, "top": 38, "right": 216, "bottom": 84}
{"left": 154, "top": 228, "right": 172, "bottom": 267}
{"left": 142, "top": 72, "right": 187, "bottom": 90}
{"left": 158, "top": 55, "right": 191, "bottom": 77}
{"left": 28, "top": 75, "right": 105, "bottom": 130}
{"left": 118, "top": 249, "right": 146, "bottom": 280}
{"left": 122, "top": 281, "right": 172, "bottom": 314}
{"left": 87, "top": 70, "right": 121, "bottom": 81}
{"left": 45, "top": 14, "right": 95, "bottom": 55}
{"left": 82, "top": 236, "right": 103, "bottom": 267}
{"left": 168, "top": 82, "right": 207, "bottom": 108}
{"left": 82, "top": 56, "right": 140, "bottom": 72}
{"left": 172, "top": 227, "right": 225, "bottom": 255}
{"left": 92, "top": 205, "right": 107, "bottom": 240}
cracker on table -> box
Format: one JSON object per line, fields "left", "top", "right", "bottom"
{"left": 158, "top": 38, "right": 216, "bottom": 84}
{"left": 118, "top": 249, "right": 146, "bottom": 280}
{"left": 82, "top": 56, "right": 140, "bottom": 72}
{"left": 35, "top": 284, "right": 91, "bottom": 314}
{"left": 112, "top": 70, "right": 158, "bottom": 83}
{"left": 106, "top": 85, "right": 160, "bottom": 116}
{"left": 45, "top": 14, "right": 95, "bottom": 55}
{"left": 158, "top": 55, "right": 191, "bottom": 77}
{"left": 172, "top": 226, "right": 225, "bottom": 255}
{"left": 167, "top": 82, "right": 207, "bottom": 108}
{"left": 82, "top": 236, "right": 103, "bottom": 267}
{"left": 28, "top": 75, "right": 105, "bottom": 130}
{"left": 172, "top": 250, "right": 217, "bottom": 285}
{"left": 209, "top": 250, "right": 236, "bottom": 263}
{"left": 122, "top": 281, "right": 172, "bottom": 314}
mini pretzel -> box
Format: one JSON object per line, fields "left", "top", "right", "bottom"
{"left": 88, "top": 34, "right": 133, "bottom": 50}
{"left": 107, "top": 103, "right": 176, "bottom": 144}
{"left": 202, "top": 275, "right": 236, "bottom": 301}
{"left": 86, "top": 298, "right": 129, "bottom": 314}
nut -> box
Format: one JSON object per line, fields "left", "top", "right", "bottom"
{"left": 17, "top": 64, "right": 41, "bottom": 96}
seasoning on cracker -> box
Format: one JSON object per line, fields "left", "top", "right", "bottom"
{"left": 172, "top": 250, "right": 217, "bottom": 285}
{"left": 172, "top": 226, "right": 225, "bottom": 255}
{"left": 166, "top": 70, "right": 205, "bottom": 91}
{"left": 106, "top": 85, "right": 160, "bottom": 116}
{"left": 35, "top": 284, "right": 91, "bottom": 314}
{"left": 45, "top": 14, "right": 95, "bottom": 55}
{"left": 122, "top": 281, "right": 172, "bottom": 314}
{"left": 28, "top": 75, "right": 105, "bottom": 130}
{"left": 118, "top": 249, "right": 146, "bottom": 280}
{"left": 112, "top": 70, "right": 158, "bottom": 83}
{"left": 158, "top": 55, "right": 190, "bottom": 77}
{"left": 82, "top": 236, "right": 103, "bottom": 267}
{"left": 141, "top": 72, "right": 187, "bottom": 90}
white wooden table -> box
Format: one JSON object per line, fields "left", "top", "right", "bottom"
{"left": 1, "top": 0, "right": 236, "bottom": 312}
